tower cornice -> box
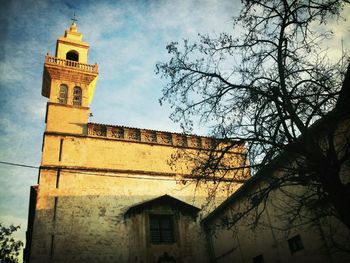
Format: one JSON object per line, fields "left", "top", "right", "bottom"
{"left": 57, "top": 37, "right": 89, "bottom": 48}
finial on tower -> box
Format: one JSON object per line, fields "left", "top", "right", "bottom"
{"left": 71, "top": 12, "right": 78, "bottom": 24}
{"left": 70, "top": 12, "right": 78, "bottom": 32}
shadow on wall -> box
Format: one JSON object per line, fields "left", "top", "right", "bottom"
{"left": 25, "top": 192, "right": 206, "bottom": 263}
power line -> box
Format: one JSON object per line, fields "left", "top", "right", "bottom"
{"left": 0, "top": 160, "right": 184, "bottom": 182}
{"left": 0, "top": 161, "right": 39, "bottom": 169}
{"left": 62, "top": 169, "right": 181, "bottom": 181}
{"left": 0, "top": 160, "right": 244, "bottom": 183}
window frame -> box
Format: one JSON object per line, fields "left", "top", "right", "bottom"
{"left": 288, "top": 234, "right": 304, "bottom": 254}
{"left": 149, "top": 214, "right": 175, "bottom": 244}
{"left": 252, "top": 254, "right": 264, "bottom": 263}
{"left": 73, "top": 86, "right": 82, "bottom": 106}
{"left": 58, "top": 84, "right": 68, "bottom": 104}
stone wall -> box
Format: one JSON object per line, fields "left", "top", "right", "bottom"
{"left": 29, "top": 132, "right": 248, "bottom": 263}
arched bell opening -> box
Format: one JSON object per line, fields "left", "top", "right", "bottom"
{"left": 66, "top": 50, "right": 79, "bottom": 62}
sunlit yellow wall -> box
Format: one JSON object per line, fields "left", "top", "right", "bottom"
{"left": 87, "top": 76, "right": 98, "bottom": 104}
{"left": 30, "top": 131, "right": 246, "bottom": 263}
{"left": 39, "top": 132, "right": 246, "bottom": 215}
{"left": 45, "top": 106, "right": 89, "bottom": 135}
{"left": 41, "top": 134, "right": 247, "bottom": 175}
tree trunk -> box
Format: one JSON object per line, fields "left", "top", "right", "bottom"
{"left": 318, "top": 164, "right": 350, "bottom": 230}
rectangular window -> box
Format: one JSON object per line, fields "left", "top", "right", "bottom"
{"left": 253, "top": 255, "right": 264, "bottom": 263}
{"left": 149, "top": 215, "right": 175, "bottom": 244}
{"left": 288, "top": 234, "right": 304, "bottom": 254}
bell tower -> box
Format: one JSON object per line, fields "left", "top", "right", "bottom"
{"left": 42, "top": 21, "right": 98, "bottom": 134}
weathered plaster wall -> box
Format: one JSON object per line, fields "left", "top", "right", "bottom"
{"left": 205, "top": 175, "right": 350, "bottom": 263}
{"left": 29, "top": 132, "right": 246, "bottom": 263}
{"left": 41, "top": 133, "right": 246, "bottom": 178}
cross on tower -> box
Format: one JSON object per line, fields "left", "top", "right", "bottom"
{"left": 71, "top": 12, "right": 78, "bottom": 23}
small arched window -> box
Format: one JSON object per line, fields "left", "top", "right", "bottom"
{"left": 73, "top": 87, "right": 82, "bottom": 106}
{"left": 66, "top": 50, "right": 79, "bottom": 62}
{"left": 58, "top": 84, "right": 68, "bottom": 104}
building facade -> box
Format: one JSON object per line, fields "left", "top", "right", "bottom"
{"left": 203, "top": 172, "right": 350, "bottom": 263}
{"left": 24, "top": 23, "right": 248, "bottom": 263}
{"left": 202, "top": 95, "right": 350, "bottom": 262}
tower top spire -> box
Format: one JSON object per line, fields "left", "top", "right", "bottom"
{"left": 70, "top": 12, "right": 78, "bottom": 32}
{"left": 71, "top": 12, "right": 78, "bottom": 23}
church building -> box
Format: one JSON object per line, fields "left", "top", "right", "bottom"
{"left": 24, "top": 22, "right": 249, "bottom": 263}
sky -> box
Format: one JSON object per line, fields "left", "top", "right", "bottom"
{"left": 0, "top": 0, "right": 349, "bottom": 259}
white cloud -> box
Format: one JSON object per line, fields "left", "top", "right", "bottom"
{"left": 310, "top": 4, "right": 350, "bottom": 62}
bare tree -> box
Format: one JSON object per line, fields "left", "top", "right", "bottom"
{"left": 156, "top": 0, "right": 350, "bottom": 229}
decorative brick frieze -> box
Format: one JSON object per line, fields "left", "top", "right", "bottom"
{"left": 88, "top": 123, "right": 107, "bottom": 136}
{"left": 173, "top": 134, "right": 187, "bottom": 147}
{"left": 188, "top": 136, "right": 202, "bottom": 148}
{"left": 157, "top": 132, "right": 173, "bottom": 145}
{"left": 108, "top": 126, "right": 124, "bottom": 139}
{"left": 141, "top": 130, "right": 157, "bottom": 143}
{"left": 87, "top": 123, "right": 224, "bottom": 150}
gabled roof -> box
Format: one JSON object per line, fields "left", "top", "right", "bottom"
{"left": 125, "top": 194, "right": 200, "bottom": 217}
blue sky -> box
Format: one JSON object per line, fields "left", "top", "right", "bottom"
{"left": 0, "top": 0, "right": 349, "bottom": 259}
